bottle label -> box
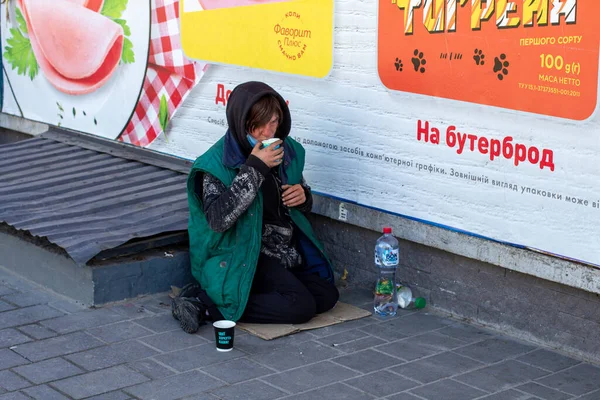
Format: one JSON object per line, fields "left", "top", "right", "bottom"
{"left": 375, "top": 278, "right": 394, "bottom": 295}
{"left": 378, "top": 248, "right": 398, "bottom": 267}
{"left": 374, "top": 253, "right": 381, "bottom": 266}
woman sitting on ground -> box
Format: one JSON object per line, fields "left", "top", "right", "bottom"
{"left": 178, "top": 81, "right": 338, "bottom": 331}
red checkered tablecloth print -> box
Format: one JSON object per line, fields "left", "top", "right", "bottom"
{"left": 119, "top": 0, "right": 207, "bottom": 147}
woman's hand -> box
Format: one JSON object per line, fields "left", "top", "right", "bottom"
{"left": 281, "top": 184, "right": 306, "bottom": 207}
{"left": 250, "top": 140, "right": 284, "bottom": 168}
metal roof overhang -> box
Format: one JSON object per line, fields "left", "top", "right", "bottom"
{"left": 0, "top": 128, "right": 194, "bottom": 265}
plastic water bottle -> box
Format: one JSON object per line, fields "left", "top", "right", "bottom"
{"left": 396, "top": 284, "right": 427, "bottom": 310}
{"left": 373, "top": 227, "right": 399, "bottom": 317}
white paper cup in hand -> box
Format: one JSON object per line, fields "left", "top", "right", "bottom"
{"left": 213, "top": 320, "right": 236, "bottom": 352}
{"left": 261, "top": 138, "right": 280, "bottom": 149}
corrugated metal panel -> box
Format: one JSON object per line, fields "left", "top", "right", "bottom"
{"left": 0, "top": 138, "right": 190, "bottom": 265}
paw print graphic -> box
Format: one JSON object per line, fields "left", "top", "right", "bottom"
{"left": 473, "top": 49, "right": 485, "bottom": 66}
{"left": 494, "top": 54, "right": 510, "bottom": 80}
{"left": 411, "top": 49, "right": 426, "bottom": 73}
{"left": 394, "top": 58, "right": 403, "bottom": 72}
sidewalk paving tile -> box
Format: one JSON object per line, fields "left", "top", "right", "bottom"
{"left": 0, "top": 370, "right": 32, "bottom": 391}
{"left": 357, "top": 323, "right": 410, "bottom": 342}
{"left": 154, "top": 343, "right": 245, "bottom": 372}
{"left": 250, "top": 340, "right": 341, "bottom": 371}
{"left": 200, "top": 358, "right": 274, "bottom": 384}
{"left": 0, "top": 392, "right": 30, "bottom": 400}
{"left": 262, "top": 360, "right": 359, "bottom": 393}
{"left": 392, "top": 351, "right": 484, "bottom": 384}
{"left": 125, "top": 370, "right": 225, "bottom": 400}
{"left": 193, "top": 325, "right": 225, "bottom": 342}
{"left": 515, "top": 382, "right": 573, "bottom": 400}
{"left": 13, "top": 357, "right": 85, "bottom": 384}
{"left": 316, "top": 328, "right": 371, "bottom": 346}
{"left": 407, "top": 331, "right": 469, "bottom": 352}
{"left": 333, "top": 336, "right": 386, "bottom": 353}
{"left": 0, "top": 300, "right": 15, "bottom": 312}
{"left": 212, "top": 379, "right": 287, "bottom": 400}
{"left": 453, "top": 338, "right": 537, "bottom": 363}
{"left": 386, "top": 392, "right": 425, "bottom": 400}
{"left": 376, "top": 313, "right": 454, "bottom": 336}
{"left": 139, "top": 329, "right": 210, "bottom": 352}
{"left": 40, "top": 308, "right": 127, "bottom": 334}
{"left": 16, "top": 324, "right": 57, "bottom": 340}
{"left": 178, "top": 394, "right": 219, "bottom": 400}
{"left": 0, "top": 286, "right": 16, "bottom": 297}
{"left": 0, "top": 278, "right": 36, "bottom": 292}
{"left": 0, "top": 349, "right": 29, "bottom": 370}
{"left": 21, "top": 385, "right": 70, "bottom": 400}
{"left": 11, "top": 332, "right": 104, "bottom": 362}
{"left": 86, "top": 390, "right": 133, "bottom": 400}
{"left": 86, "top": 321, "right": 154, "bottom": 343}
{"left": 0, "top": 329, "right": 31, "bottom": 348}
{"left": 409, "top": 378, "right": 488, "bottom": 400}
{"left": 516, "top": 349, "right": 581, "bottom": 372}
{"left": 46, "top": 300, "right": 86, "bottom": 314}
{"left": 109, "top": 303, "right": 156, "bottom": 318}
{"left": 374, "top": 339, "right": 438, "bottom": 362}
{"left": 50, "top": 365, "right": 148, "bottom": 399}
{"left": 476, "top": 389, "right": 538, "bottom": 400}
{"left": 64, "top": 340, "right": 159, "bottom": 371}
{"left": 135, "top": 295, "right": 173, "bottom": 314}
{"left": 283, "top": 382, "right": 374, "bottom": 400}
{"left": 577, "top": 389, "right": 600, "bottom": 400}
{"left": 1, "top": 291, "right": 56, "bottom": 308}
{"left": 134, "top": 314, "right": 180, "bottom": 333}
{"left": 454, "top": 360, "right": 549, "bottom": 393}
{"left": 0, "top": 305, "right": 64, "bottom": 330}
{"left": 128, "top": 358, "right": 177, "bottom": 380}
{"left": 345, "top": 370, "right": 419, "bottom": 397}
{"left": 333, "top": 349, "right": 404, "bottom": 373}
{"left": 536, "top": 363, "right": 600, "bottom": 396}
{"left": 436, "top": 323, "right": 494, "bottom": 343}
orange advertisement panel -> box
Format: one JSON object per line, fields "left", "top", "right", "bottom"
{"left": 378, "top": 0, "right": 600, "bottom": 121}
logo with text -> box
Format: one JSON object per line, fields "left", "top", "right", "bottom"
{"left": 274, "top": 11, "right": 311, "bottom": 62}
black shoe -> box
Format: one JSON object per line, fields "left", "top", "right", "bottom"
{"left": 171, "top": 296, "right": 207, "bottom": 334}
{"left": 171, "top": 283, "right": 201, "bottom": 322}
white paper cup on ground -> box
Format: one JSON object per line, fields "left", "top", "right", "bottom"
{"left": 213, "top": 320, "right": 236, "bottom": 352}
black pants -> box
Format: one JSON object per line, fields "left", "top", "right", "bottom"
{"left": 240, "top": 255, "right": 339, "bottom": 324}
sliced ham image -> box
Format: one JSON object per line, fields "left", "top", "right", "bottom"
{"left": 199, "top": 0, "right": 291, "bottom": 10}
{"left": 19, "top": 0, "right": 124, "bottom": 95}
{"left": 65, "top": 0, "right": 104, "bottom": 13}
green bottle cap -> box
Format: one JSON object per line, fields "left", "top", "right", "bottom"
{"left": 414, "top": 297, "right": 426, "bottom": 309}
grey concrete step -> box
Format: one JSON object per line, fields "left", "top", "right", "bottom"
{"left": 0, "top": 228, "right": 192, "bottom": 306}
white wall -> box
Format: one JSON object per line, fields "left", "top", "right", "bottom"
{"left": 146, "top": 0, "right": 600, "bottom": 267}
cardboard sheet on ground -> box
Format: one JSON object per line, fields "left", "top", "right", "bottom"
{"left": 237, "top": 302, "right": 371, "bottom": 340}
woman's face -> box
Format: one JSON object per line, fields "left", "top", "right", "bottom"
{"left": 249, "top": 114, "right": 279, "bottom": 141}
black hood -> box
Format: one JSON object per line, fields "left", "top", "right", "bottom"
{"left": 225, "top": 81, "right": 292, "bottom": 155}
